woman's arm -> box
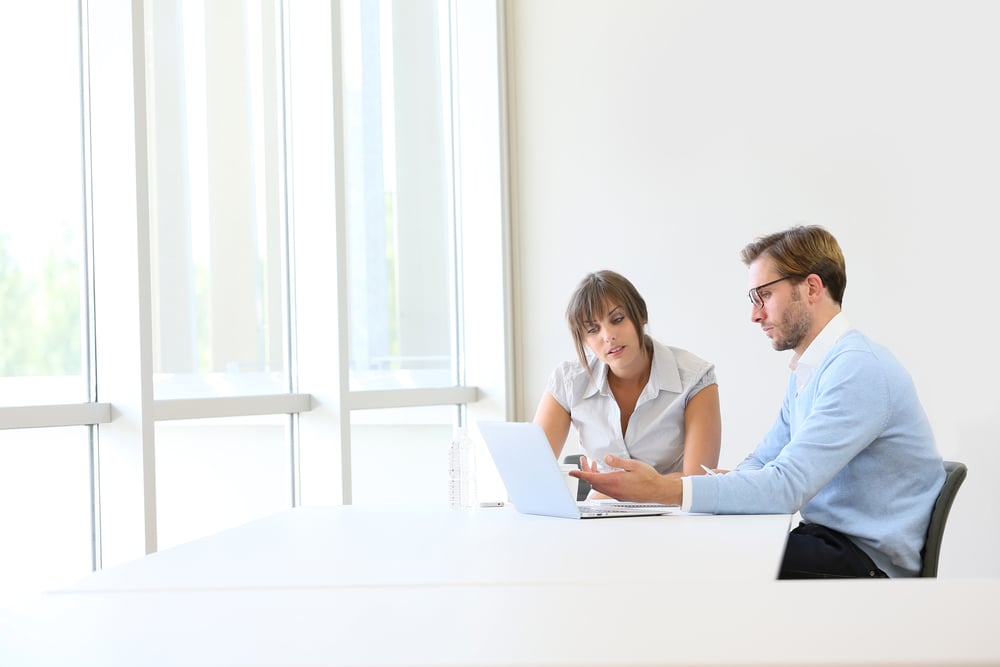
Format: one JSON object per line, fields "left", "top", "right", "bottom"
{"left": 679, "top": 383, "right": 722, "bottom": 476}
{"left": 532, "top": 392, "right": 572, "bottom": 460}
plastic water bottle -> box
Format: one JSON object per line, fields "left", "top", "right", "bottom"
{"left": 448, "top": 427, "right": 477, "bottom": 509}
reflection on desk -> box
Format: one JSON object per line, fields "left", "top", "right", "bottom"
{"left": 0, "top": 505, "right": 811, "bottom": 665}
{"left": 65, "top": 505, "right": 794, "bottom": 592}
{"left": 2, "top": 579, "right": 998, "bottom": 666}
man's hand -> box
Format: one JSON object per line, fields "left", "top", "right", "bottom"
{"left": 571, "top": 454, "right": 682, "bottom": 505}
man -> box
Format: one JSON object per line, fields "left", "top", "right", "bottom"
{"left": 574, "top": 225, "right": 944, "bottom": 578}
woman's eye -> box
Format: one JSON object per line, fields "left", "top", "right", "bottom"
{"left": 586, "top": 327, "right": 598, "bottom": 335}
{"left": 612, "top": 316, "right": 624, "bottom": 324}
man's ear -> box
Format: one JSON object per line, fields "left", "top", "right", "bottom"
{"left": 805, "top": 273, "right": 826, "bottom": 303}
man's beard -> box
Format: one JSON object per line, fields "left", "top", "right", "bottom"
{"left": 771, "top": 294, "right": 811, "bottom": 352}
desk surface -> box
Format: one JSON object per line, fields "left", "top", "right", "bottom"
{"left": 0, "top": 505, "right": 812, "bottom": 666}
{"left": 3, "top": 579, "right": 999, "bottom": 666}
{"left": 65, "top": 505, "right": 793, "bottom": 591}
{"left": 3, "top": 506, "right": 997, "bottom": 666}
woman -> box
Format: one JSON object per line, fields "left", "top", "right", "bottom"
{"left": 533, "top": 270, "right": 721, "bottom": 491}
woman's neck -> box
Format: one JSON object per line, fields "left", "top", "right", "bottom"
{"left": 608, "top": 347, "right": 652, "bottom": 391}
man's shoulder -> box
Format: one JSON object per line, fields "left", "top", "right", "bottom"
{"left": 831, "top": 329, "right": 897, "bottom": 357}
{"left": 824, "top": 330, "right": 911, "bottom": 380}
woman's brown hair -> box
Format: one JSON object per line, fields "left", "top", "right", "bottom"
{"left": 565, "top": 270, "right": 652, "bottom": 371}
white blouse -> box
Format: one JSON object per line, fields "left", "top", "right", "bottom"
{"left": 546, "top": 338, "right": 716, "bottom": 474}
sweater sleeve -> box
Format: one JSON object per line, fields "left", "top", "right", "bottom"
{"left": 691, "top": 347, "right": 892, "bottom": 514}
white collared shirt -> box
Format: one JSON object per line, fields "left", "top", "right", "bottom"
{"left": 546, "top": 338, "right": 717, "bottom": 474}
{"left": 790, "top": 312, "right": 852, "bottom": 394}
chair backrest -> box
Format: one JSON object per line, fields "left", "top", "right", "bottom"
{"left": 562, "top": 454, "right": 592, "bottom": 501}
{"left": 919, "top": 460, "right": 967, "bottom": 577}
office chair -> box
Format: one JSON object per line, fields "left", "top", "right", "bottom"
{"left": 562, "top": 454, "right": 592, "bottom": 501}
{"left": 919, "top": 460, "right": 967, "bottom": 578}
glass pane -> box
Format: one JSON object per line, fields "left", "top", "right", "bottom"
{"left": 0, "top": 427, "right": 93, "bottom": 606}
{"left": 350, "top": 407, "right": 505, "bottom": 507}
{"left": 342, "top": 0, "right": 457, "bottom": 391}
{"left": 350, "top": 407, "right": 454, "bottom": 507}
{"left": 146, "top": 0, "right": 288, "bottom": 399}
{"left": 155, "top": 415, "right": 292, "bottom": 550}
{"left": 0, "top": 3, "right": 88, "bottom": 405}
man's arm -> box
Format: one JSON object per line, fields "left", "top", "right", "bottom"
{"left": 572, "top": 454, "right": 683, "bottom": 505}
{"left": 690, "top": 348, "right": 893, "bottom": 514}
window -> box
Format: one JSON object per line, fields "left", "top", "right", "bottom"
{"left": 0, "top": 0, "right": 510, "bottom": 604}
{"left": 147, "top": 0, "right": 289, "bottom": 401}
{"left": 0, "top": 2, "right": 96, "bottom": 602}
{"left": 341, "top": 0, "right": 456, "bottom": 393}
{"left": 0, "top": 427, "right": 93, "bottom": 602}
{"left": 155, "top": 415, "right": 292, "bottom": 550}
{"left": 0, "top": 2, "right": 89, "bottom": 404}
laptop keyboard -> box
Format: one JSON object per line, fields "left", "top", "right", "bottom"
{"left": 578, "top": 502, "right": 677, "bottom": 513}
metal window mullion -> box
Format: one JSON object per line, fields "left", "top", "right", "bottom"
{"left": 330, "top": 0, "right": 353, "bottom": 504}
{"left": 277, "top": 0, "right": 301, "bottom": 508}
{"left": 78, "top": 0, "right": 102, "bottom": 575}
{"left": 88, "top": 0, "right": 160, "bottom": 568}
{"left": 0, "top": 404, "right": 112, "bottom": 430}
{"left": 130, "top": 0, "right": 159, "bottom": 559}
{"left": 151, "top": 393, "right": 312, "bottom": 421}
{"left": 444, "top": 0, "right": 465, "bottom": 431}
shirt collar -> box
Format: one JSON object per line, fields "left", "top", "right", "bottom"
{"left": 790, "top": 312, "right": 851, "bottom": 390}
{"left": 584, "top": 354, "right": 610, "bottom": 398}
{"left": 649, "top": 339, "right": 683, "bottom": 394}
{"left": 583, "top": 339, "right": 682, "bottom": 398}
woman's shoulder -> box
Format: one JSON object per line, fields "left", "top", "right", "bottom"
{"left": 547, "top": 357, "right": 599, "bottom": 403}
{"left": 549, "top": 357, "right": 594, "bottom": 383}
{"left": 651, "top": 340, "right": 717, "bottom": 388}
{"left": 652, "top": 339, "right": 714, "bottom": 370}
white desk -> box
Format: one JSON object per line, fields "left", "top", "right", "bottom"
{"left": 3, "top": 579, "right": 999, "bottom": 666}
{"left": 63, "top": 505, "right": 793, "bottom": 591}
{"left": 11, "top": 506, "right": 997, "bottom": 665}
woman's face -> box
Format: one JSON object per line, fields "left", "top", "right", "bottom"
{"left": 582, "top": 301, "right": 644, "bottom": 374}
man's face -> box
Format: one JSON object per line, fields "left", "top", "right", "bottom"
{"left": 748, "top": 259, "right": 812, "bottom": 353}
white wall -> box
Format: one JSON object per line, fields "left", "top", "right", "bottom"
{"left": 506, "top": 0, "right": 999, "bottom": 577}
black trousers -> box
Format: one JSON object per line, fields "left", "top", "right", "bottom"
{"left": 779, "top": 522, "right": 889, "bottom": 579}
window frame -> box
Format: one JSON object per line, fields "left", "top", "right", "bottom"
{"left": 0, "top": 0, "right": 511, "bottom": 578}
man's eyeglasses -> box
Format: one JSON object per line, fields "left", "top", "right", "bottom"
{"left": 747, "top": 275, "right": 802, "bottom": 309}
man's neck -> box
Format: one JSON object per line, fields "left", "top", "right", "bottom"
{"left": 794, "top": 307, "right": 841, "bottom": 357}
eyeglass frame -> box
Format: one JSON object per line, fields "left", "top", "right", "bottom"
{"left": 747, "top": 275, "right": 807, "bottom": 309}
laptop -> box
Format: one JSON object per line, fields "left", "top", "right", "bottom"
{"left": 476, "top": 420, "right": 677, "bottom": 519}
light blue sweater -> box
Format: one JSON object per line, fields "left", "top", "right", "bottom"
{"left": 690, "top": 329, "right": 944, "bottom": 577}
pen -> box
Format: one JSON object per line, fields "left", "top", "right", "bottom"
{"left": 700, "top": 464, "right": 717, "bottom": 476}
